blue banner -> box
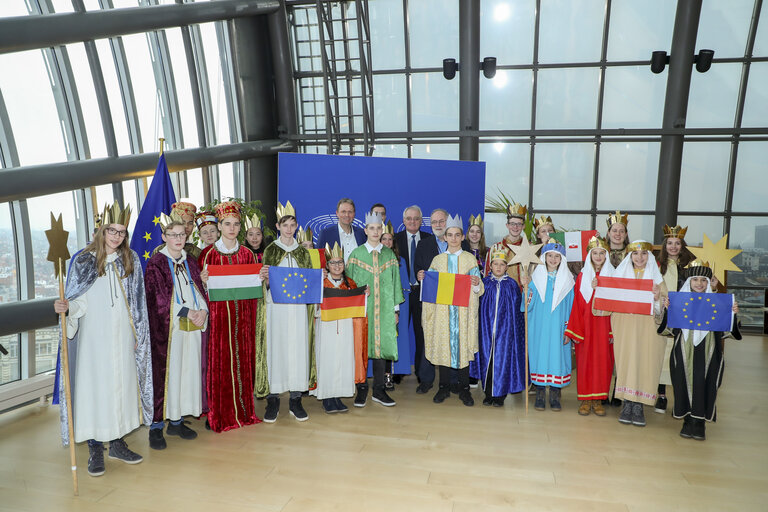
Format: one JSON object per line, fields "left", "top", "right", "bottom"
{"left": 268, "top": 266, "right": 324, "bottom": 304}
{"left": 667, "top": 292, "right": 734, "bottom": 332}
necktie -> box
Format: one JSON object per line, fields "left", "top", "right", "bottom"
{"left": 409, "top": 234, "right": 417, "bottom": 285}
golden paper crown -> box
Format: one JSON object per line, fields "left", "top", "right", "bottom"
{"left": 507, "top": 202, "right": 528, "bottom": 219}
{"left": 195, "top": 210, "right": 217, "bottom": 229}
{"left": 606, "top": 210, "right": 629, "bottom": 229}
{"left": 276, "top": 200, "right": 296, "bottom": 220}
{"left": 685, "top": 259, "right": 713, "bottom": 278}
{"left": 159, "top": 210, "right": 185, "bottom": 231}
{"left": 101, "top": 200, "right": 132, "bottom": 227}
{"left": 215, "top": 200, "right": 241, "bottom": 220}
{"left": 325, "top": 242, "right": 344, "bottom": 261}
{"left": 686, "top": 258, "right": 711, "bottom": 268}
{"left": 626, "top": 240, "right": 653, "bottom": 252}
{"left": 489, "top": 243, "right": 508, "bottom": 263}
{"left": 296, "top": 225, "right": 313, "bottom": 244}
{"left": 586, "top": 235, "right": 610, "bottom": 253}
{"left": 243, "top": 213, "right": 262, "bottom": 231}
{"left": 468, "top": 214, "right": 484, "bottom": 228}
{"left": 382, "top": 220, "right": 395, "bottom": 235}
{"left": 533, "top": 215, "right": 554, "bottom": 230}
{"left": 663, "top": 224, "right": 688, "bottom": 239}
{"left": 94, "top": 212, "right": 103, "bottom": 228}
{"left": 171, "top": 201, "right": 197, "bottom": 218}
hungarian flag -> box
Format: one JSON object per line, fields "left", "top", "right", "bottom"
{"left": 307, "top": 248, "right": 327, "bottom": 269}
{"left": 207, "top": 263, "right": 263, "bottom": 301}
{"left": 549, "top": 230, "right": 598, "bottom": 262}
{"left": 269, "top": 266, "right": 324, "bottom": 304}
{"left": 594, "top": 275, "right": 654, "bottom": 315}
{"left": 321, "top": 287, "right": 367, "bottom": 321}
{"left": 420, "top": 271, "right": 472, "bottom": 307}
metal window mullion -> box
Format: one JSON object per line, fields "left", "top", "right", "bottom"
{"left": 220, "top": 20, "right": 245, "bottom": 197}
{"left": 403, "top": 0, "right": 412, "bottom": 158}
{"left": 591, "top": 0, "right": 611, "bottom": 230}
{"left": 529, "top": 0, "right": 541, "bottom": 211}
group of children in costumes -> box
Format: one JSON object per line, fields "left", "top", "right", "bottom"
{"left": 52, "top": 198, "right": 740, "bottom": 479}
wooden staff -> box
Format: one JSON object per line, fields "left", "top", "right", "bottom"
{"left": 522, "top": 263, "right": 530, "bottom": 415}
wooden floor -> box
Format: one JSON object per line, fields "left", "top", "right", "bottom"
{"left": 2, "top": 335, "right": 767, "bottom": 512}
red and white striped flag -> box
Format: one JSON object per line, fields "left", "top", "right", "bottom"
{"left": 593, "top": 276, "right": 655, "bottom": 315}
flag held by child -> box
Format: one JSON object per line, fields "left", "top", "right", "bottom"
{"left": 667, "top": 292, "right": 734, "bottom": 332}
{"left": 321, "top": 287, "right": 367, "bottom": 321}
{"left": 420, "top": 271, "right": 472, "bottom": 307}
{"left": 548, "top": 230, "right": 598, "bottom": 262}
{"left": 594, "top": 275, "right": 655, "bottom": 315}
{"left": 207, "top": 263, "right": 263, "bottom": 301}
{"left": 269, "top": 266, "right": 323, "bottom": 304}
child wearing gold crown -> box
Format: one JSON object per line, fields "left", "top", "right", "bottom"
{"left": 243, "top": 213, "right": 267, "bottom": 263}
{"left": 606, "top": 211, "right": 630, "bottom": 268}
{"left": 471, "top": 244, "right": 525, "bottom": 406}
{"left": 484, "top": 201, "right": 527, "bottom": 284}
{"left": 658, "top": 261, "right": 740, "bottom": 440}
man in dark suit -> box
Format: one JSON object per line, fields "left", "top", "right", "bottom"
{"left": 316, "top": 198, "right": 367, "bottom": 261}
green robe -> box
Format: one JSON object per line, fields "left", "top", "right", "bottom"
{"left": 346, "top": 244, "right": 404, "bottom": 360}
{"left": 253, "top": 241, "right": 317, "bottom": 397}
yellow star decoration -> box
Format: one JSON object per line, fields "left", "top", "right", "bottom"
{"left": 143, "top": 232, "right": 152, "bottom": 242}
{"left": 688, "top": 234, "right": 742, "bottom": 283}
{"left": 152, "top": 215, "right": 161, "bottom": 225}
{"left": 45, "top": 212, "right": 71, "bottom": 279}
{"left": 143, "top": 251, "right": 151, "bottom": 260}
{"left": 507, "top": 237, "right": 544, "bottom": 276}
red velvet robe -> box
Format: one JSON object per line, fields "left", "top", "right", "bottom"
{"left": 323, "top": 276, "right": 369, "bottom": 383}
{"left": 199, "top": 244, "right": 260, "bottom": 432}
{"left": 565, "top": 273, "right": 614, "bottom": 400}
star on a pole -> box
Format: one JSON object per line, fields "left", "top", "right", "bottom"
{"left": 688, "top": 234, "right": 741, "bottom": 283}
{"left": 143, "top": 232, "right": 152, "bottom": 242}
{"left": 45, "top": 213, "right": 71, "bottom": 279}
{"left": 507, "top": 237, "right": 543, "bottom": 277}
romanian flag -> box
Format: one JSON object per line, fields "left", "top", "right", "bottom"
{"left": 594, "top": 276, "right": 654, "bottom": 315}
{"left": 320, "top": 287, "right": 367, "bottom": 321}
{"left": 269, "top": 266, "right": 323, "bottom": 304}
{"left": 307, "top": 248, "right": 327, "bottom": 269}
{"left": 207, "top": 263, "right": 263, "bottom": 301}
{"left": 420, "top": 271, "right": 472, "bottom": 307}
{"left": 549, "top": 230, "right": 598, "bottom": 262}
{"left": 667, "top": 292, "right": 734, "bottom": 332}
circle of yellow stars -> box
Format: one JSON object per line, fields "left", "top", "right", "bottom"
{"left": 682, "top": 294, "right": 718, "bottom": 328}
{"left": 282, "top": 271, "right": 309, "bottom": 300}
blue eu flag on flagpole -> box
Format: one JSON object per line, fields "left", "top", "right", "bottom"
{"left": 667, "top": 292, "right": 734, "bottom": 332}
{"left": 130, "top": 153, "right": 176, "bottom": 271}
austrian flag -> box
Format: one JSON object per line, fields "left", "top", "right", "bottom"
{"left": 594, "top": 276, "right": 655, "bottom": 315}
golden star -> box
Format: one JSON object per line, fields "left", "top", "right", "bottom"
{"left": 506, "top": 237, "right": 543, "bottom": 275}
{"left": 143, "top": 231, "right": 152, "bottom": 242}
{"left": 152, "top": 216, "right": 161, "bottom": 225}
{"left": 45, "top": 213, "right": 71, "bottom": 278}
{"left": 688, "top": 234, "right": 742, "bottom": 283}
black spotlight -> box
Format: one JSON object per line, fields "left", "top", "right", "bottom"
{"left": 482, "top": 57, "right": 497, "bottom": 79}
{"left": 443, "top": 58, "right": 458, "bottom": 80}
{"left": 650, "top": 51, "right": 668, "bottom": 74}
{"left": 695, "top": 49, "right": 715, "bottom": 73}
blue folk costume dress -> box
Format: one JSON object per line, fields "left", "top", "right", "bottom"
{"left": 523, "top": 243, "right": 575, "bottom": 388}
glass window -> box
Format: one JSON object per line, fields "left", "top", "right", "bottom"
{"left": 409, "top": 0, "right": 459, "bottom": 68}
{"left": 754, "top": 4, "right": 768, "bottom": 57}
{"left": 606, "top": 0, "right": 675, "bottom": 61}
{"left": 480, "top": 142, "right": 530, "bottom": 200}
{"left": 597, "top": 142, "right": 660, "bottom": 210}
{"left": 198, "top": 23, "right": 234, "bottom": 145}
{"left": 533, "top": 143, "right": 594, "bottom": 210}
{"left": 50, "top": 0, "right": 75, "bottom": 13}
{"left": 675, "top": 215, "right": 724, "bottom": 247}
{"left": 549, "top": 213, "right": 592, "bottom": 232}
{"left": 480, "top": 69, "right": 533, "bottom": 130}
{"left": 678, "top": 142, "right": 730, "bottom": 211}
{"left": 369, "top": 0, "right": 405, "bottom": 70}
{"left": 696, "top": 0, "right": 753, "bottom": 59}
{"left": 35, "top": 327, "right": 58, "bottom": 375}
{"left": 164, "top": 28, "right": 198, "bottom": 148}
{"left": 0, "top": 50, "right": 68, "bottom": 166}
{"left": 621, "top": 214, "right": 655, "bottom": 245}
{"left": 121, "top": 33, "right": 163, "bottom": 153}
{"left": 730, "top": 288, "right": 763, "bottom": 330}
{"left": 94, "top": 184, "right": 115, "bottom": 212}
{"left": 122, "top": 179, "right": 139, "bottom": 235}
{"left": 66, "top": 44, "right": 108, "bottom": 158}
{"left": 185, "top": 168, "right": 205, "bottom": 206}
{"left": 741, "top": 62, "right": 768, "bottom": 128}
{"left": 538, "top": 0, "right": 605, "bottom": 64}
{"left": 536, "top": 68, "right": 599, "bottom": 128}
{"left": 732, "top": 142, "right": 768, "bottom": 212}
{"left": 219, "top": 162, "right": 236, "bottom": 200}
{"left": 0, "top": 204, "right": 17, "bottom": 305}
{"left": 26, "top": 192, "right": 79, "bottom": 299}
{"left": 602, "top": 65, "right": 666, "bottom": 129}
{"left": 0, "top": 3, "right": 29, "bottom": 16}
{"left": 480, "top": 0, "right": 535, "bottom": 65}
{"left": 727, "top": 217, "right": 768, "bottom": 289}
{"left": 411, "top": 144, "right": 458, "bottom": 160}
{"left": 411, "top": 72, "right": 458, "bottom": 131}
{"left": 484, "top": 212, "right": 513, "bottom": 246}
{"left": 94, "top": 39, "right": 133, "bottom": 155}
{"left": 0, "top": 334, "right": 20, "bottom": 385}
{"left": 686, "top": 63, "right": 742, "bottom": 128}
{"left": 373, "top": 144, "right": 408, "bottom": 158}
{"left": 373, "top": 74, "right": 407, "bottom": 132}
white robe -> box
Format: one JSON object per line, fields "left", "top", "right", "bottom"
{"left": 265, "top": 240, "right": 310, "bottom": 394}
{"left": 67, "top": 252, "right": 140, "bottom": 443}
{"left": 311, "top": 278, "right": 356, "bottom": 400}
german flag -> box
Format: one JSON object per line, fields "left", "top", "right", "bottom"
{"left": 420, "top": 271, "right": 472, "bottom": 307}
{"left": 321, "top": 287, "right": 367, "bottom": 321}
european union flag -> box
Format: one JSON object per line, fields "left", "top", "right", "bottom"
{"left": 269, "top": 266, "right": 323, "bottom": 304}
{"left": 667, "top": 292, "right": 734, "bottom": 332}
{"left": 129, "top": 153, "right": 176, "bottom": 271}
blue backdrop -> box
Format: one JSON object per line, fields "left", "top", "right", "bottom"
{"left": 277, "top": 153, "right": 486, "bottom": 243}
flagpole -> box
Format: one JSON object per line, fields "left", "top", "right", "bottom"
{"left": 58, "top": 259, "right": 78, "bottom": 496}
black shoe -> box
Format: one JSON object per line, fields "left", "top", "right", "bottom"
{"left": 354, "top": 383, "right": 369, "bottom": 408}
{"left": 618, "top": 401, "right": 633, "bottom": 424}
{"left": 549, "top": 387, "right": 562, "bottom": 412}
{"left": 482, "top": 396, "right": 494, "bottom": 406}
{"left": 416, "top": 382, "right": 433, "bottom": 394}
{"left": 433, "top": 386, "right": 451, "bottom": 404}
{"left": 87, "top": 442, "right": 105, "bottom": 477}
{"left": 392, "top": 375, "right": 403, "bottom": 384}
{"left": 680, "top": 416, "right": 693, "bottom": 438}
{"left": 631, "top": 402, "right": 646, "bottom": 427}
{"left": 654, "top": 395, "right": 667, "bottom": 414}
{"left": 108, "top": 439, "right": 143, "bottom": 464}
{"left": 611, "top": 398, "right": 622, "bottom": 407}
{"left": 148, "top": 428, "right": 167, "bottom": 450}
{"left": 264, "top": 397, "right": 279, "bottom": 423}
{"left": 204, "top": 418, "right": 211, "bottom": 430}
{"left": 335, "top": 398, "right": 348, "bottom": 413}
{"left": 322, "top": 398, "right": 338, "bottom": 414}
{"left": 459, "top": 389, "right": 474, "bottom": 407}
{"left": 372, "top": 388, "right": 396, "bottom": 407}
{"left": 469, "top": 377, "right": 479, "bottom": 389}
{"left": 167, "top": 421, "right": 198, "bottom": 440}
{"left": 534, "top": 386, "right": 546, "bottom": 411}
{"left": 691, "top": 418, "right": 706, "bottom": 441}
{"left": 289, "top": 397, "right": 309, "bottom": 421}
{"left": 450, "top": 382, "right": 460, "bottom": 395}
{"left": 384, "top": 373, "right": 395, "bottom": 390}
{"left": 492, "top": 396, "right": 505, "bottom": 407}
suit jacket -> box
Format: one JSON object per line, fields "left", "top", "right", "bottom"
{"left": 395, "top": 229, "right": 432, "bottom": 282}
{"left": 316, "top": 224, "right": 367, "bottom": 250}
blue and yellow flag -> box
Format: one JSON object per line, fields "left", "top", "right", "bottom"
{"left": 667, "top": 292, "right": 734, "bottom": 332}
{"left": 129, "top": 153, "right": 176, "bottom": 271}
{"left": 268, "top": 266, "right": 323, "bottom": 304}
